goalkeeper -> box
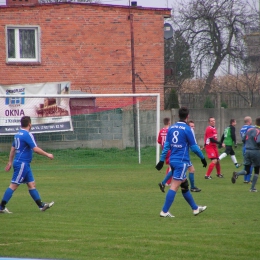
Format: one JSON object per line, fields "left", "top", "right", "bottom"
{"left": 155, "top": 107, "right": 207, "bottom": 218}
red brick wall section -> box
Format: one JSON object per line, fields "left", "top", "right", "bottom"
{"left": 0, "top": 4, "right": 170, "bottom": 110}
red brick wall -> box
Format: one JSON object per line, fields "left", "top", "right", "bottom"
{"left": 0, "top": 3, "right": 170, "bottom": 109}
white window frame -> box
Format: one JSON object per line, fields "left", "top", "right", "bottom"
{"left": 6, "top": 25, "right": 41, "bottom": 63}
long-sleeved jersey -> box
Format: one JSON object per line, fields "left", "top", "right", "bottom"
{"left": 160, "top": 121, "right": 204, "bottom": 164}
{"left": 204, "top": 125, "right": 218, "bottom": 147}
{"left": 243, "top": 126, "right": 260, "bottom": 150}
{"left": 220, "top": 125, "right": 236, "bottom": 146}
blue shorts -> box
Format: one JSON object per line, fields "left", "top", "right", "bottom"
{"left": 11, "top": 161, "right": 34, "bottom": 185}
{"left": 187, "top": 161, "right": 193, "bottom": 167}
{"left": 170, "top": 161, "right": 188, "bottom": 181}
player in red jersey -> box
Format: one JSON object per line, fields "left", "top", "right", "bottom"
{"left": 157, "top": 117, "right": 171, "bottom": 186}
{"left": 204, "top": 117, "right": 225, "bottom": 179}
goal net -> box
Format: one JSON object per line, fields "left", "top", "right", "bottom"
{"left": 0, "top": 89, "right": 160, "bottom": 166}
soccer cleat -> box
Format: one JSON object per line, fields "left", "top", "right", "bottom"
{"left": 235, "top": 163, "right": 241, "bottom": 168}
{"left": 193, "top": 206, "right": 207, "bottom": 216}
{"left": 40, "top": 201, "right": 54, "bottom": 212}
{"left": 190, "top": 187, "right": 201, "bottom": 192}
{"left": 249, "top": 188, "right": 257, "bottom": 192}
{"left": 216, "top": 174, "right": 224, "bottom": 178}
{"left": 0, "top": 207, "right": 12, "bottom": 214}
{"left": 160, "top": 211, "right": 175, "bottom": 218}
{"left": 231, "top": 172, "right": 237, "bottom": 184}
{"left": 158, "top": 182, "right": 165, "bottom": 193}
{"left": 204, "top": 176, "right": 212, "bottom": 179}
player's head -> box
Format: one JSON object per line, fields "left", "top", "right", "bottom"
{"left": 208, "top": 117, "right": 215, "bottom": 126}
{"left": 188, "top": 120, "right": 195, "bottom": 129}
{"left": 244, "top": 116, "right": 252, "bottom": 125}
{"left": 230, "top": 119, "right": 236, "bottom": 126}
{"left": 163, "top": 117, "right": 170, "bottom": 126}
{"left": 255, "top": 117, "right": 260, "bottom": 127}
{"left": 21, "top": 116, "right": 31, "bottom": 128}
{"left": 178, "top": 107, "right": 189, "bottom": 121}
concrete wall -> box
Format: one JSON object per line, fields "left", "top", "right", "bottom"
{"left": 0, "top": 107, "right": 258, "bottom": 152}
{"left": 169, "top": 108, "right": 260, "bottom": 146}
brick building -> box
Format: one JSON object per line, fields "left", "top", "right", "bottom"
{"left": 0, "top": 1, "right": 171, "bottom": 110}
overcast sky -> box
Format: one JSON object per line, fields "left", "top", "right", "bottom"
{"left": 101, "top": 0, "right": 173, "bottom": 8}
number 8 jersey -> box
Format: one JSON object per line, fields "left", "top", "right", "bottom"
{"left": 165, "top": 121, "right": 197, "bottom": 164}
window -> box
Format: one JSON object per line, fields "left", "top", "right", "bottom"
{"left": 5, "top": 96, "right": 25, "bottom": 106}
{"left": 6, "top": 26, "right": 40, "bottom": 63}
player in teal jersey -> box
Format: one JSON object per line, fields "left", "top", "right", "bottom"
{"left": 219, "top": 119, "right": 241, "bottom": 168}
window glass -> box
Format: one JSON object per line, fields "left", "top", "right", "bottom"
{"left": 7, "top": 29, "right": 15, "bottom": 58}
{"left": 19, "top": 29, "right": 36, "bottom": 58}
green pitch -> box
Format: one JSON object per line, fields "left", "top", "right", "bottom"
{"left": 0, "top": 146, "right": 259, "bottom": 260}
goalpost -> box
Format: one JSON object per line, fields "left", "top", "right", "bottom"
{"left": 0, "top": 93, "right": 161, "bottom": 164}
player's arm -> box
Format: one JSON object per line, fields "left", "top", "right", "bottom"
{"left": 33, "top": 147, "right": 54, "bottom": 160}
{"left": 157, "top": 133, "right": 162, "bottom": 145}
{"left": 159, "top": 141, "right": 170, "bottom": 162}
{"left": 218, "top": 134, "right": 224, "bottom": 148}
{"left": 209, "top": 137, "right": 221, "bottom": 145}
{"left": 230, "top": 126, "right": 236, "bottom": 144}
{"left": 155, "top": 141, "right": 170, "bottom": 170}
{"left": 190, "top": 144, "right": 204, "bottom": 159}
{"left": 5, "top": 146, "right": 15, "bottom": 172}
{"left": 187, "top": 129, "right": 207, "bottom": 167}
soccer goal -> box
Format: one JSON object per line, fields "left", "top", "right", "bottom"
{"left": 0, "top": 87, "right": 161, "bottom": 164}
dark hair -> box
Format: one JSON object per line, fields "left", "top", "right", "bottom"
{"left": 179, "top": 107, "right": 189, "bottom": 120}
{"left": 188, "top": 120, "right": 194, "bottom": 124}
{"left": 230, "top": 119, "right": 236, "bottom": 124}
{"left": 163, "top": 117, "right": 170, "bottom": 125}
{"left": 21, "top": 116, "right": 31, "bottom": 128}
{"left": 255, "top": 117, "right": 260, "bottom": 126}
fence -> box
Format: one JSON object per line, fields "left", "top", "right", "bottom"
{"left": 165, "top": 90, "right": 260, "bottom": 109}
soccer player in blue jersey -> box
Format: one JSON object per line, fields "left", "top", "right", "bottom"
{"left": 158, "top": 120, "right": 201, "bottom": 193}
{"left": 155, "top": 107, "right": 207, "bottom": 217}
{"left": 232, "top": 117, "right": 260, "bottom": 192}
{"left": 240, "top": 116, "right": 254, "bottom": 183}
{"left": 0, "top": 116, "right": 54, "bottom": 213}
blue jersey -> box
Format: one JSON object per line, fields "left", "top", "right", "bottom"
{"left": 12, "top": 129, "right": 37, "bottom": 163}
{"left": 161, "top": 121, "right": 202, "bottom": 164}
{"left": 240, "top": 124, "right": 254, "bottom": 154}
{"left": 240, "top": 124, "right": 254, "bottom": 140}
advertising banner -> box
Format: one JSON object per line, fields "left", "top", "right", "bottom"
{"left": 0, "top": 82, "right": 73, "bottom": 135}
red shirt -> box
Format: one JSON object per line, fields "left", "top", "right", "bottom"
{"left": 204, "top": 125, "right": 218, "bottom": 147}
{"left": 157, "top": 127, "right": 168, "bottom": 147}
{"left": 158, "top": 127, "right": 170, "bottom": 163}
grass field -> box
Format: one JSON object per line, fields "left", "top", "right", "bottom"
{"left": 0, "top": 146, "right": 260, "bottom": 260}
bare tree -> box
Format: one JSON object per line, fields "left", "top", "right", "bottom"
{"left": 226, "top": 59, "right": 260, "bottom": 107}
{"left": 172, "top": 0, "right": 259, "bottom": 94}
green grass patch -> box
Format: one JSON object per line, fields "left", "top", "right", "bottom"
{"left": 0, "top": 145, "right": 260, "bottom": 260}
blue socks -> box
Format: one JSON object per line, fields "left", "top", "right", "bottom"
{"left": 162, "top": 171, "right": 172, "bottom": 185}
{"left": 0, "top": 187, "right": 14, "bottom": 209}
{"left": 162, "top": 189, "right": 176, "bottom": 213}
{"left": 182, "top": 190, "right": 198, "bottom": 210}
{"left": 189, "top": 173, "right": 195, "bottom": 189}
{"left": 29, "top": 189, "right": 41, "bottom": 201}
{"left": 162, "top": 189, "right": 198, "bottom": 212}
{"left": 3, "top": 187, "right": 14, "bottom": 203}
